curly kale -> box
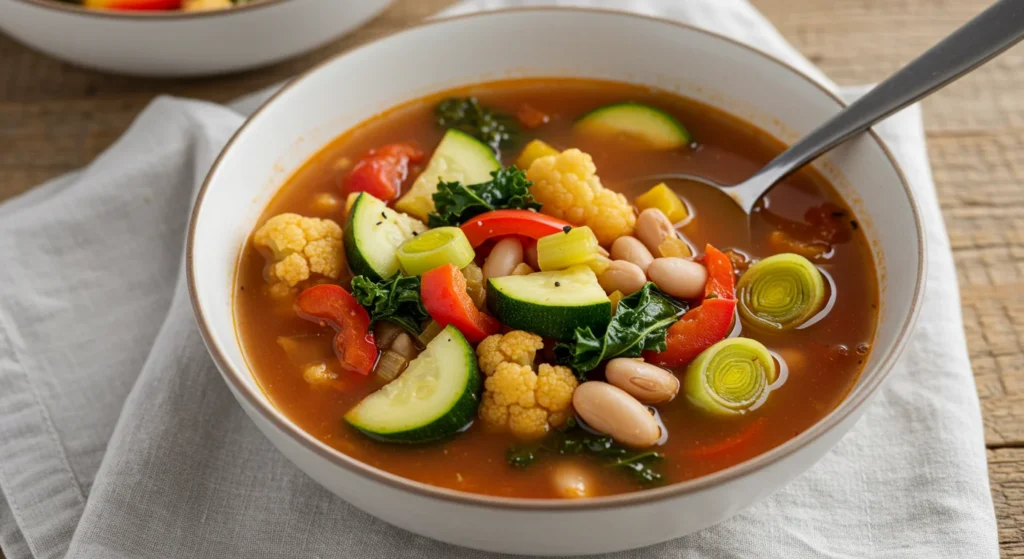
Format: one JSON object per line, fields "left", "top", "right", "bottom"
{"left": 505, "top": 423, "right": 665, "bottom": 486}
{"left": 435, "top": 97, "right": 519, "bottom": 156}
{"left": 350, "top": 274, "right": 430, "bottom": 335}
{"left": 555, "top": 283, "right": 687, "bottom": 376}
{"left": 428, "top": 166, "right": 541, "bottom": 228}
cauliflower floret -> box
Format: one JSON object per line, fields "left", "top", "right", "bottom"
{"left": 527, "top": 149, "right": 636, "bottom": 245}
{"left": 486, "top": 363, "right": 538, "bottom": 408}
{"left": 477, "top": 332, "right": 579, "bottom": 438}
{"left": 302, "top": 362, "right": 338, "bottom": 386}
{"left": 536, "top": 363, "right": 576, "bottom": 413}
{"left": 253, "top": 213, "right": 344, "bottom": 289}
{"left": 508, "top": 406, "right": 550, "bottom": 439}
{"left": 477, "top": 331, "right": 545, "bottom": 376}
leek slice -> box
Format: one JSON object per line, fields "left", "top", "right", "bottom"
{"left": 684, "top": 337, "right": 777, "bottom": 416}
{"left": 737, "top": 253, "right": 825, "bottom": 330}
{"left": 537, "top": 226, "right": 600, "bottom": 271}
{"left": 396, "top": 227, "right": 475, "bottom": 276}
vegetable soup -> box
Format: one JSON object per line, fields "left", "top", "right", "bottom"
{"left": 235, "top": 79, "right": 878, "bottom": 499}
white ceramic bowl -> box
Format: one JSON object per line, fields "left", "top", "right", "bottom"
{"left": 188, "top": 8, "right": 925, "bottom": 556}
{"left": 0, "top": 0, "right": 390, "bottom": 77}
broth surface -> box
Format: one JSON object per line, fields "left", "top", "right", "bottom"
{"left": 235, "top": 79, "right": 878, "bottom": 498}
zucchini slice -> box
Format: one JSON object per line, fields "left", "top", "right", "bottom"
{"left": 575, "top": 102, "right": 691, "bottom": 149}
{"left": 344, "top": 192, "right": 426, "bottom": 281}
{"left": 395, "top": 129, "right": 500, "bottom": 221}
{"left": 345, "top": 325, "right": 481, "bottom": 443}
{"left": 487, "top": 265, "right": 611, "bottom": 340}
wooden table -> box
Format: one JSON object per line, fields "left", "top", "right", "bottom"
{"left": 1, "top": 0, "right": 1022, "bottom": 556}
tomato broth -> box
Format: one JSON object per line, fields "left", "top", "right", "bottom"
{"left": 235, "top": 79, "right": 878, "bottom": 499}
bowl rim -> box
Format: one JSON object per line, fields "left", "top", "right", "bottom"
{"left": 187, "top": 6, "right": 927, "bottom": 511}
{"left": 7, "top": 0, "right": 288, "bottom": 19}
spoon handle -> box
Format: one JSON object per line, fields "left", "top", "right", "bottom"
{"left": 744, "top": 0, "right": 1024, "bottom": 195}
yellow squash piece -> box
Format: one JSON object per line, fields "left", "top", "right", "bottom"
{"left": 515, "top": 139, "right": 560, "bottom": 170}
{"left": 636, "top": 183, "right": 690, "bottom": 224}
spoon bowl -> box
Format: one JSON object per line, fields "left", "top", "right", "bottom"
{"left": 675, "top": 0, "right": 1024, "bottom": 215}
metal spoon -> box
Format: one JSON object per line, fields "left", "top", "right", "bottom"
{"left": 673, "top": 0, "right": 1024, "bottom": 214}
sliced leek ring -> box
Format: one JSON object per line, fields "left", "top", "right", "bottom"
{"left": 737, "top": 253, "right": 825, "bottom": 330}
{"left": 684, "top": 337, "right": 776, "bottom": 416}
{"left": 396, "top": 227, "right": 475, "bottom": 276}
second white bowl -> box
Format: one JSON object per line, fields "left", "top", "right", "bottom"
{"left": 0, "top": 0, "right": 391, "bottom": 77}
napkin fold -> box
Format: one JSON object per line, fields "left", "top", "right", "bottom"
{"left": 0, "top": 1, "right": 999, "bottom": 558}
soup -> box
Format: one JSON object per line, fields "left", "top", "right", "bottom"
{"left": 235, "top": 79, "right": 877, "bottom": 499}
{"left": 56, "top": 0, "right": 258, "bottom": 12}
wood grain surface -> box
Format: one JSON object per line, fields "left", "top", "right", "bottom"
{"left": 1, "top": 0, "right": 1022, "bottom": 556}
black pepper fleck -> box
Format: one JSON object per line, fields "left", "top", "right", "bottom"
{"left": 375, "top": 221, "right": 382, "bottom": 226}
{"left": 562, "top": 225, "right": 572, "bottom": 234}
{"left": 381, "top": 211, "right": 387, "bottom": 218}
{"left": 850, "top": 220, "right": 859, "bottom": 230}
{"left": 412, "top": 231, "right": 418, "bottom": 236}
{"left": 832, "top": 211, "right": 846, "bottom": 217}
{"left": 554, "top": 281, "right": 561, "bottom": 287}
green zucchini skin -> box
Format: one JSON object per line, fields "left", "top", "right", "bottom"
{"left": 344, "top": 192, "right": 424, "bottom": 281}
{"left": 487, "top": 266, "right": 611, "bottom": 341}
{"left": 344, "top": 325, "right": 481, "bottom": 443}
{"left": 575, "top": 102, "right": 692, "bottom": 149}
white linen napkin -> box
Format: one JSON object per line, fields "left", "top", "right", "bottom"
{"left": 0, "top": 1, "right": 999, "bottom": 557}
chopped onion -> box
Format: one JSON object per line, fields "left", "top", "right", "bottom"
{"left": 391, "top": 333, "right": 419, "bottom": 360}
{"left": 417, "top": 320, "right": 445, "bottom": 347}
{"left": 375, "top": 350, "right": 408, "bottom": 383}
{"left": 374, "top": 321, "right": 403, "bottom": 349}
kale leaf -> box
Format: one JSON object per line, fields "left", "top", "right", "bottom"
{"left": 435, "top": 97, "right": 519, "bottom": 156}
{"left": 506, "top": 446, "right": 541, "bottom": 469}
{"left": 350, "top": 274, "right": 430, "bottom": 335}
{"left": 428, "top": 166, "right": 541, "bottom": 228}
{"left": 606, "top": 451, "right": 664, "bottom": 485}
{"left": 506, "top": 430, "right": 664, "bottom": 486}
{"left": 556, "top": 283, "right": 687, "bottom": 375}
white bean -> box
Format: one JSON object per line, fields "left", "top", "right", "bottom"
{"left": 483, "top": 237, "right": 524, "bottom": 280}
{"left": 605, "top": 358, "right": 679, "bottom": 404}
{"left": 634, "top": 208, "right": 675, "bottom": 254}
{"left": 598, "top": 260, "right": 647, "bottom": 295}
{"left": 573, "top": 381, "right": 661, "bottom": 447}
{"left": 550, "top": 461, "right": 592, "bottom": 499}
{"left": 647, "top": 257, "right": 708, "bottom": 299}
{"left": 610, "top": 236, "right": 655, "bottom": 272}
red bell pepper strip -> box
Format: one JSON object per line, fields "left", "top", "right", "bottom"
{"left": 295, "top": 285, "right": 377, "bottom": 376}
{"left": 644, "top": 297, "right": 737, "bottom": 367}
{"left": 421, "top": 264, "right": 501, "bottom": 343}
{"left": 683, "top": 418, "right": 766, "bottom": 460}
{"left": 703, "top": 244, "right": 735, "bottom": 301}
{"left": 645, "top": 244, "right": 737, "bottom": 366}
{"left": 343, "top": 143, "right": 424, "bottom": 201}
{"left": 84, "top": 0, "right": 181, "bottom": 9}
{"left": 460, "top": 210, "right": 571, "bottom": 248}
{"left": 516, "top": 104, "right": 550, "bottom": 128}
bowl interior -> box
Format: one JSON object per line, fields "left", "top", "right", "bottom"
{"left": 189, "top": 8, "right": 922, "bottom": 500}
